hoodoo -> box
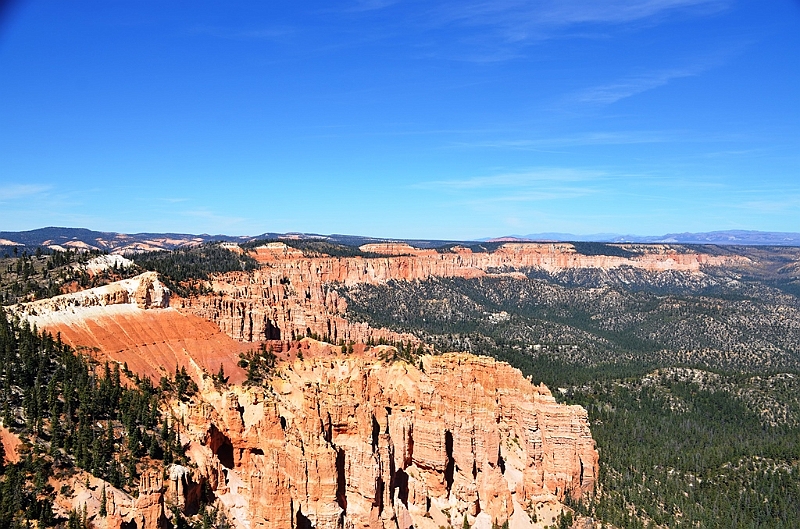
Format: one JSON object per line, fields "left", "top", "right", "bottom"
{"left": 173, "top": 351, "right": 598, "bottom": 529}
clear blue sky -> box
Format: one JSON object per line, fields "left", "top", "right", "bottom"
{"left": 1, "top": 1, "right": 799, "bottom": 239}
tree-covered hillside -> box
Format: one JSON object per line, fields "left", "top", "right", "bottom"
{"left": 0, "top": 308, "right": 202, "bottom": 528}
{"left": 0, "top": 248, "right": 132, "bottom": 305}
{"left": 131, "top": 243, "right": 258, "bottom": 296}
{"left": 338, "top": 265, "right": 800, "bottom": 528}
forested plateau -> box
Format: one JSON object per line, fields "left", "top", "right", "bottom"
{"left": 338, "top": 244, "right": 800, "bottom": 528}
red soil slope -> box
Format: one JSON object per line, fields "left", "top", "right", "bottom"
{"left": 0, "top": 427, "right": 21, "bottom": 464}
{"left": 45, "top": 307, "right": 248, "bottom": 385}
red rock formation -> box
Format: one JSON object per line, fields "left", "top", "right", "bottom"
{"left": 359, "top": 243, "right": 439, "bottom": 257}
{"left": 10, "top": 273, "right": 248, "bottom": 384}
{"left": 185, "top": 242, "right": 741, "bottom": 348}
{"left": 39, "top": 307, "right": 249, "bottom": 384}
{"left": 249, "top": 242, "right": 305, "bottom": 261}
{"left": 8, "top": 244, "right": 664, "bottom": 528}
{"left": 135, "top": 470, "right": 167, "bottom": 529}
{"left": 173, "top": 351, "right": 598, "bottom": 529}
{"left": 0, "top": 427, "right": 21, "bottom": 464}
{"left": 250, "top": 242, "right": 737, "bottom": 275}
{"left": 50, "top": 465, "right": 200, "bottom": 529}
{"left": 185, "top": 267, "right": 413, "bottom": 347}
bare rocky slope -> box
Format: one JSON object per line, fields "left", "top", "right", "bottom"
{"left": 9, "top": 273, "right": 250, "bottom": 385}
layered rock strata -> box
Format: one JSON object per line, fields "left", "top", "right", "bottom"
{"left": 4, "top": 261, "right": 605, "bottom": 528}
{"left": 8, "top": 273, "right": 248, "bottom": 383}
{"left": 185, "top": 242, "right": 739, "bottom": 346}
{"left": 254, "top": 242, "right": 735, "bottom": 275}
{"left": 174, "top": 351, "right": 598, "bottom": 529}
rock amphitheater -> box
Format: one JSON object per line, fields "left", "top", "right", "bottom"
{"left": 7, "top": 242, "right": 740, "bottom": 528}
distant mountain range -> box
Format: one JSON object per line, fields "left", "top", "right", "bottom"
{"left": 1, "top": 227, "right": 799, "bottom": 254}
{"left": 510, "top": 230, "right": 800, "bottom": 245}
{"left": 0, "top": 227, "right": 465, "bottom": 254}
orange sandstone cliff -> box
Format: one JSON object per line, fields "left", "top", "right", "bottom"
{"left": 40, "top": 347, "right": 597, "bottom": 529}
{"left": 8, "top": 272, "right": 602, "bottom": 528}
{"left": 171, "top": 351, "right": 597, "bottom": 529}
{"left": 8, "top": 272, "right": 249, "bottom": 384}
{"left": 184, "top": 242, "right": 740, "bottom": 346}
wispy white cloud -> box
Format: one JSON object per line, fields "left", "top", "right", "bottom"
{"left": 573, "top": 67, "right": 700, "bottom": 104}
{"left": 179, "top": 209, "right": 247, "bottom": 229}
{"left": 413, "top": 168, "right": 605, "bottom": 191}
{"left": 346, "top": 0, "right": 402, "bottom": 12}
{"left": 454, "top": 126, "right": 757, "bottom": 153}
{"left": 739, "top": 196, "right": 800, "bottom": 213}
{"left": 413, "top": 168, "right": 734, "bottom": 210}
{"left": 0, "top": 184, "right": 51, "bottom": 201}
{"left": 462, "top": 187, "right": 597, "bottom": 202}
{"left": 335, "top": 0, "right": 731, "bottom": 63}
{"left": 450, "top": 131, "right": 672, "bottom": 150}
{"left": 433, "top": 0, "right": 729, "bottom": 40}
{"left": 569, "top": 42, "right": 741, "bottom": 105}
{"left": 731, "top": 183, "right": 800, "bottom": 213}
{"left": 699, "top": 148, "right": 769, "bottom": 158}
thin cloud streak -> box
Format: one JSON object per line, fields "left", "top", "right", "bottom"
{"left": 179, "top": 209, "right": 247, "bottom": 228}
{"left": 461, "top": 187, "right": 598, "bottom": 203}
{"left": 413, "top": 169, "right": 735, "bottom": 211}
{"left": 574, "top": 67, "right": 699, "bottom": 104}
{"left": 0, "top": 184, "right": 51, "bottom": 201}
{"left": 739, "top": 196, "right": 800, "bottom": 213}
{"left": 413, "top": 168, "right": 606, "bottom": 191}
{"left": 340, "top": 0, "right": 731, "bottom": 63}
{"left": 433, "top": 0, "right": 729, "bottom": 39}
{"left": 571, "top": 43, "right": 742, "bottom": 105}
{"left": 346, "top": 0, "right": 402, "bottom": 13}
{"left": 450, "top": 131, "right": 673, "bottom": 150}
{"left": 188, "top": 25, "right": 293, "bottom": 41}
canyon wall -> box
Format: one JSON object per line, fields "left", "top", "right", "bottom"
{"left": 185, "top": 242, "right": 739, "bottom": 345}
{"left": 174, "top": 350, "right": 598, "bottom": 529}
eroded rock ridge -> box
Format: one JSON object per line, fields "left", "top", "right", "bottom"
{"left": 185, "top": 242, "right": 739, "bottom": 346}
{"left": 174, "top": 352, "right": 597, "bottom": 529}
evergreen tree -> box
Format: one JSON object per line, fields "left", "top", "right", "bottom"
{"left": 99, "top": 485, "right": 107, "bottom": 517}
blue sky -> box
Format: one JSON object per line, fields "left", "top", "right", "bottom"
{"left": 1, "top": 1, "right": 799, "bottom": 239}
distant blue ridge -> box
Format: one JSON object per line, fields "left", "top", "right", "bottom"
{"left": 509, "top": 230, "right": 800, "bottom": 245}
{"left": 2, "top": 227, "right": 800, "bottom": 250}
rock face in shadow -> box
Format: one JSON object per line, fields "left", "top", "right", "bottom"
{"left": 176, "top": 351, "right": 598, "bottom": 529}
